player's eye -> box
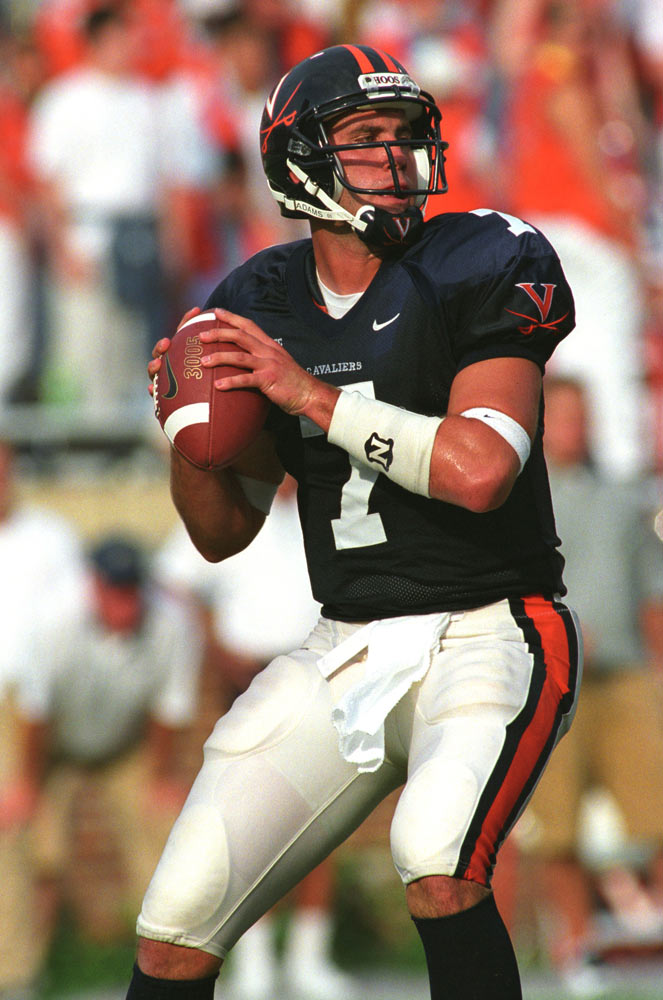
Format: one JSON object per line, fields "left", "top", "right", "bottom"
{"left": 350, "top": 131, "right": 376, "bottom": 143}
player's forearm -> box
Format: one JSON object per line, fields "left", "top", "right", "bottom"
{"left": 170, "top": 449, "right": 264, "bottom": 562}
{"left": 326, "top": 390, "right": 521, "bottom": 513}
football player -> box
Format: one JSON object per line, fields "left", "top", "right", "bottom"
{"left": 127, "top": 44, "right": 582, "bottom": 1000}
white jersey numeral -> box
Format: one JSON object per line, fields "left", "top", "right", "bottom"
{"left": 331, "top": 381, "right": 387, "bottom": 550}
{"left": 297, "top": 380, "right": 387, "bottom": 550}
{"left": 471, "top": 208, "right": 536, "bottom": 237}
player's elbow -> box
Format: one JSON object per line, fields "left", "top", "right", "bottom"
{"left": 437, "top": 461, "right": 516, "bottom": 513}
{"left": 429, "top": 417, "right": 522, "bottom": 512}
{"left": 190, "top": 531, "right": 251, "bottom": 564}
{"left": 190, "top": 511, "right": 264, "bottom": 563}
{"left": 194, "top": 538, "right": 237, "bottom": 563}
{"left": 464, "top": 476, "right": 513, "bottom": 513}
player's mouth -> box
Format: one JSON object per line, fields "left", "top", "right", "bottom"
{"left": 372, "top": 191, "right": 413, "bottom": 211}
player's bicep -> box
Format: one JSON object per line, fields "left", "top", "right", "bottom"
{"left": 447, "top": 357, "right": 542, "bottom": 438}
{"left": 429, "top": 357, "right": 541, "bottom": 510}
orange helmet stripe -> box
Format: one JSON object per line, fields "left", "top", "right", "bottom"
{"left": 375, "top": 49, "right": 401, "bottom": 72}
{"left": 342, "top": 44, "right": 375, "bottom": 73}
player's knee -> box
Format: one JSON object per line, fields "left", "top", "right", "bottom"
{"left": 390, "top": 757, "right": 480, "bottom": 882}
{"left": 406, "top": 873, "right": 490, "bottom": 918}
{"left": 205, "top": 654, "right": 321, "bottom": 757}
{"left": 136, "top": 937, "right": 222, "bottom": 979}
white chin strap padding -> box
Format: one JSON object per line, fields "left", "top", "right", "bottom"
{"left": 413, "top": 147, "right": 431, "bottom": 208}
{"left": 285, "top": 159, "right": 369, "bottom": 233}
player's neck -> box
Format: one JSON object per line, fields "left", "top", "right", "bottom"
{"left": 311, "top": 225, "right": 382, "bottom": 295}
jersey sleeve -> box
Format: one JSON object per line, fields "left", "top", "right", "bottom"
{"left": 203, "top": 242, "right": 295, "bottom": 314}
{"left": 429, "top": 211, "right": 576, "bottom": 374}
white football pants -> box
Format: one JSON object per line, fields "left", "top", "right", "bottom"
{"left": 137, "top": 595, "right": 581, "bottom": 958}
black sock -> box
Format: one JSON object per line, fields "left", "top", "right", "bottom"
{"left": 126, "top": 963, "right": 218, "bottom": 999}
{"left": 412, "top": 893, "right": 522, "bottom": 1000}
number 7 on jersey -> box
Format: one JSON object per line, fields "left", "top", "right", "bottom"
{"left": 299, "top": 380, "right": 387, "bottom": 550}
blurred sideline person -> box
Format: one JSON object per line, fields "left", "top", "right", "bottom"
{"left": 127, "top": 44, "right": 581, "bottom": 1000}
{"left": 493, "top": 0, "right": 651, "bottom": 480}
{"left": 26, "top": 4, "right": 172, "bottom": 409}
{"left": 522, "top": 376, "right": 663, "bottom": 996}
{"left": 0, "top": 32, "right": 42, "bottom": 408}
{"left": 155, "top": 476, "right": 355, "bottom": 1000}
{"left": 192, "top": 8, "right": 308, "bottom": 271}
{"left": 12, "top": 534, "right": 202, "bottom": 953}
{"left": 0, "top": 438, "right": 85, "bottom": 998}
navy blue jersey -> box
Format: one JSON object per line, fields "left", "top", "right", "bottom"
{"left": 205, "top": 210, "right": 575, "bottom": 621}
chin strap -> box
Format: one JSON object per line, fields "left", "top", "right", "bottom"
{"left": 284, "top": 160, "right": 424, "bottom": 249}
{"left": 355, "top": 204, "right": 424, "bottom": 248}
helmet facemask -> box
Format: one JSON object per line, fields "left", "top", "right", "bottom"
{"left": 280, "top": 97, "right": 447, "bottom": 247}
{"left": 318, "top": 106, "right": 443, "bottom": 208}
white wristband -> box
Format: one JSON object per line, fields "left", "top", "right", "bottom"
{"left": 327, "top": 391, "right": 443, "bottom": 497}
{"left": 235, "top": 474, "right": 279, "bottom": 514}
{"left": 461, "top": 407, "right": 531, "bottom": 473}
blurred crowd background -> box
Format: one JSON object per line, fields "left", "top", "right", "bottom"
{"left": 0, "top": 0, "right": 663, "bottom": 997}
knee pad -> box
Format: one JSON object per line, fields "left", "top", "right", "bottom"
{"left": 391, "top": 756, "right": 481, "bottom": 884}
{"left": 139, "top": 794, "right": 232, "bottom": 940}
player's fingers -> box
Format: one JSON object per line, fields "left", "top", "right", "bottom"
{"left": 198, "top": 325, "right": 244, "bottom": 346}
{"left": 202, "top": 350, "right": 255, "bottom": 370}
{"left": 212, "top": 307, "right": 273, "bottom": 346}
{"left": 199, "top": 322, "right": 256, "bottom": 345}
{"left": 200, "top": 327, "right": 283, "bottom": 368}
{"left": 213, "top": 371, "right": 259, "bottom": 391}
{"left": 176, "top": 306, "right": 201, "bottom": 330}
{"left": 151, "top": 337, "right": 171, "bottom": 360}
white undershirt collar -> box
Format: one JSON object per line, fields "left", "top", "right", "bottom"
{"left": 316, "top": 269, "right": 364, "bottom": 319}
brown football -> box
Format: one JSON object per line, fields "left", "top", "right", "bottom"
{"left": 153, "top": 310, "right": 269, "bottom": 469}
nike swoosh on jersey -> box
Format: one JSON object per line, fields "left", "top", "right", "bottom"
{"left": 372, "top": 313, "right": 401, "bottom": 331}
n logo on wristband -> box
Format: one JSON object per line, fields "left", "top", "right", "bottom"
{"left": 365, "top": 432, "right": 394, "bottom": 472}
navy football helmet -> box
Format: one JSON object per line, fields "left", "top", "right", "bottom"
{"left": 260, "top": 44, "right": 448, "bottom": 249}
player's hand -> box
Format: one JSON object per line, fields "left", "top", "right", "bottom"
{"left": 200, "top": 307, "right": 338, "bottom": 423}
{"left": 147, "top": 307, "right": 200, "bottom": 396}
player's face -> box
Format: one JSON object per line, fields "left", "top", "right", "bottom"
{"left": 327, "top": 107, "right": 418, "bottom": 215}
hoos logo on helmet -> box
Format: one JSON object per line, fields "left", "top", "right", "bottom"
{"left": 358, "top": 73, "right": 420, "bottom": 95}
